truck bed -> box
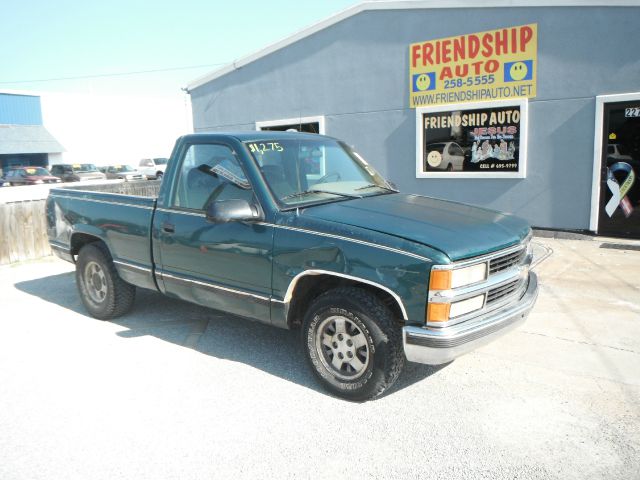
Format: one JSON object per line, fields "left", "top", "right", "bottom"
{"left": 47, "top": 183, "right": 160, "bottom": 291}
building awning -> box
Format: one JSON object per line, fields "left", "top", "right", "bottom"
{"left": 0, "top": 124, "right": 65, "bottom": 154}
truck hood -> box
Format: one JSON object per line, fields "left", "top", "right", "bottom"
{"left": 302, "top": 193, "right": 531, "bottom": 261}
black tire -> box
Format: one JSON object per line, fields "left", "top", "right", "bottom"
{"left": 446, "top": 164, "right": 453, "bottom": 172}
{"left": 75, "top": 243, "right": 136, "bottom": 320}
{"left": 156, "top": 171, "right": 163, "bottom": 180}
{"left": 302, "top": 287, "right": 405, "bottom": 401}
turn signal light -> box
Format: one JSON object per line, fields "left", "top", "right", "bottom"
{"left": 427, "top": 302, "right": 450, "bottom": 323}
{"left": 429, "top": 270, "right": 452, "bottom": 290}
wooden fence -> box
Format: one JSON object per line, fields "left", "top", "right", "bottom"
{"left": 0, "top": 200, "right": 50, "bottom": 265}
{"left": 0, "top": 181, "right": 161, "bottom": 266}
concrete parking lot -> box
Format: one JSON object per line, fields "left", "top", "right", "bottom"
{"left": 0, "top": 237, "right": 638, "bottom": 479}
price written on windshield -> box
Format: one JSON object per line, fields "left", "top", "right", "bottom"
{"left": 248, "top": 142, "right": 284, "bottom": 154}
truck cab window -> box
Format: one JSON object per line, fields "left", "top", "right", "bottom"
{"left": 173, "top": 144, "right": 253, "bottom": 210}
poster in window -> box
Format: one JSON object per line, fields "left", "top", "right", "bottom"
{"left": 416, "top": 100, "right": 527, "bottom": 178}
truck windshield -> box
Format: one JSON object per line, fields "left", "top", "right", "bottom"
{"left": 113, "top": 165, "right": 135, "bottom": 172}
{"left": 24, "top": 167, "right": 51, "bottom": 176}
{"left": 73, "top": 164, "right": 99, "bottom": 172}
{"left": 244, "top": 138, "right": 395, "bottom": 207}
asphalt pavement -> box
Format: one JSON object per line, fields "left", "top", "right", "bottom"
{"left": 0, "top": 237, "right": 638, "bottom": 479}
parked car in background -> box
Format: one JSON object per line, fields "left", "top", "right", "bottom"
{"left": 50, "top": 164, "right": 107, "bottom": 182}
{"left": 3, "top": 167, "right": 61, "bottom": 186}
{"left": 607, "top": 143, "right": 633, "bottom": 162}
{"left": 424, "top": 141, "right": 465, "bottom": 171}
{"left": 102, "top": 165, "right": 145, "bottom": 181}
{"left": 138, "top": 157, "right": 168, "bottom": 180}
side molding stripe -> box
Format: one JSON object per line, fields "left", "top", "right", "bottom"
{"left": 257, "top": 223, "right": 432, "bottom": 263}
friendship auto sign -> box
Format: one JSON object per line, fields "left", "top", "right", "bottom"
{"left": 410, "top": 24, "right": 537, "bottom": 108}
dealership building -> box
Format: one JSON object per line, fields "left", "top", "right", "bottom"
{"left": 186, "top": 1, "right": 640, "bottom": 239}
{"left": 0, "top": 92, "right": 64, "bottom": 176}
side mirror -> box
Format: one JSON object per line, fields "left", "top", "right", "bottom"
{"left": 205, "top": 199, "right": 263, "bottom": 223}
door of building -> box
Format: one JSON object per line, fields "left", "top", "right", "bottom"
{"left": 598, "top": 101, "right": 640, "bottom": 238}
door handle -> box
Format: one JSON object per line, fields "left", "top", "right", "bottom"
{"left": 162, "top": 222, "right": 175, "bottom": 234}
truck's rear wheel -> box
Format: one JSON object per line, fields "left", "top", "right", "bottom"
{"left": 76, "top": 243, "right": 135, "bottom": 319}
{"left": 302, "top": 287, "right": 405, "bottom": 401}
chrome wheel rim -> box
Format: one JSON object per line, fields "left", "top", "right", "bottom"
{"left": 84, "top": 261, "right": 107, "bottom": 303}
{"left": 315, "top": 315, "right": 370, "bottom": 380}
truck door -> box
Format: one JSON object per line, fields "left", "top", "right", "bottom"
{"left": 154, "top": 141, "right": 274, "bottom": 323}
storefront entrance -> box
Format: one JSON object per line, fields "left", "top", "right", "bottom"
{"left": 597, "top": 100, "right": 640, "bottom": 239}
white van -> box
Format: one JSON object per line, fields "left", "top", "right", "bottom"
{"left": 138, "top": 158, "right": 169, "bottom": 180}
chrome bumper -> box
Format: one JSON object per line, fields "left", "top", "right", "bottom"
{"left": 403, "top": 272, "right": 538, "bottom": 365}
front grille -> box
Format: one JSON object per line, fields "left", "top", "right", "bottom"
{"left": 489, "top": 248, "right": 525, "bottom": 275}
{"left": 487, "top": 279, "right": 520, "bottom": 304}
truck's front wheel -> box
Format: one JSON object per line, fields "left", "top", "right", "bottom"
{"left": 302, "top": 287, "right": 405, "bottom": 401}
{"left": 76, "top": 243, "right": 136, "bottom": 320}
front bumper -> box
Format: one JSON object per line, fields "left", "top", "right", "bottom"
{"left": 403, "top": 271, "right": 538, "bottom": 365}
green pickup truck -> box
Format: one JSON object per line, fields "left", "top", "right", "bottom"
{"left": 47, "top": 132, "right": 538, "bottom": 400}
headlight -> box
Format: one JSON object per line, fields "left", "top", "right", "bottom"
{"left": 451, "top": 263, "right": 487, "bottom": 288}
{"left": 429, "top": 263, "right": 487, "bottom": 291}
{"left": 449, "top": 294, "right": 485, "bottom": 318}
{"left": 427, "top": 263, "right": 488, "bottom": 323}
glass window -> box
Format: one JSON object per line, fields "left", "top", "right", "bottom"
{"left": 25, "top": 167, "right": 50, "bottom": 176}
{"left": 449, "top": 144, "right": 464, "bottom": 156}
{"left": 173, "top": 143, "right": 253, "bottom": 210}
{"left": 72, "top": 164, "right": 98, "bottom": 172}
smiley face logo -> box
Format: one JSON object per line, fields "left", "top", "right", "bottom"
{"left": 509, "top": 61, "right": 528, "bottom": 81}
{"left": 427, "top": 150, "right": 442, "bottom": 168}
{"left": 415, "top": 74, "right": 431, "bottom": 91}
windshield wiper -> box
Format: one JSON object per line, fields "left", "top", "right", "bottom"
{"left": 354, "top": 183, "right": 398, "bottom": 192}
{"left": 281, "top": 189, "right": 362, "bottom": 201}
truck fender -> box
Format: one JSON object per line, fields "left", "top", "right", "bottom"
{"left": 282, "top": 270, "right": 408, "bottom": 328}
{"left": 69, "top": 225, "right": 113, "bottom": 261}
